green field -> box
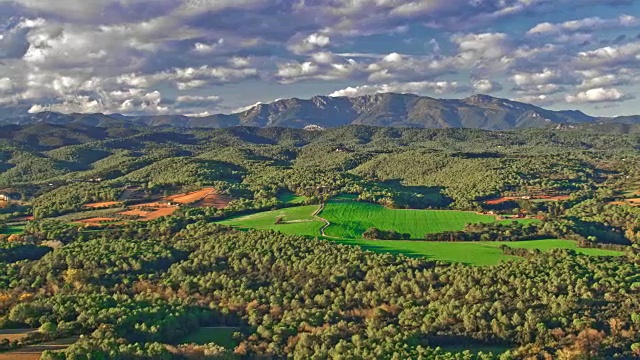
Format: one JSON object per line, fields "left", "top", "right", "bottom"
{"left": 334, "top": 239, "right": 623, "bottom": 266}
{"left": 219, "top": 205, "right": 325, "bottom": 237}
{"left": 180, "top": 327, "right": 239, "bottom": 349}
{"left": 321, "top": 200, "right": 536, "bottom": 239}
{"left": 218, "top": 201, "right": 623, "bottom": 265}
{"left": 0, "top": 225, "right": 24, "bottom": 235}
{"left": 278, "top": 192, "right": 308, "bottom": 205}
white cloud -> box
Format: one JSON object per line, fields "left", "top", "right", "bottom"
{"left": 528, "top": 14, "right": 639, "bottom": 35}
{"left": 565, "top": 87, "right": 628, "bottom": 103}
{"left": 288, "top": 33, "right": 331, "bottom": 54}
{"left": 0, "top": 78, "right": 13, "bottom": 92}
{"left": 329, "top": 81, "right": 459, "bottom": 97}
{"left": 577, "top": 41, "right": 640, "bottom": 68}
{"left": 513, "top": 94, "right": 555, "bottom": 106}
{"left": 193, "top": 39, "right": 225, "bottom": 54}
{"left": 472, "top": 79, "right": 502, "bottom": 93}
{"left": 512, "top": 68, "right": 562, "bottom": 87}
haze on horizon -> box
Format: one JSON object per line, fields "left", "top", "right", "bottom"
{"left": 0, "top": 0, "right": 639, "bottom": 117}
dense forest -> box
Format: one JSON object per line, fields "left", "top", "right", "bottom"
{"left": 1, "top": 123, "right": 640, "bottom": 358}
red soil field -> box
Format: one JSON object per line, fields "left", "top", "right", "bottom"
{"left": 119, "top": 204, "right": 178, "bottom": 220}
{"left": 610, "top": 198, "right": 640, "bottom": 207}
{"left": 11, "top": 215, "right": 34, "bottom": 221}
{"left": 196, "top": 193, "right": 234, "bottom": 209}
{"left": 142, "top": 207, "right": 178, "bottom": 220}
{"left": 167, "top": 188, "right": 216, "bottom": 204}
{"left": 83, "top": 201, "right": 121, "bottom": 208}
{"left": 484, "top": 197, "right": 519, "bottom": 205}
{"left": 119, "top": 209, "right": 152, "bottom": 217}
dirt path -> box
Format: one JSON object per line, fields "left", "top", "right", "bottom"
{"left": 312, "top": 203, "right": 333, "bottom": 237}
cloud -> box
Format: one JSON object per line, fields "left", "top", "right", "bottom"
{"left": 1, "top": 0, "right": 640, "bottom": 115}
{"left": 513, "top": 94, "right": 556, "bottom": 106}
{"left": 288, "top": 33, "right": 331, "bottom": 54}
{"left": 193, "top": 39, "right": 225, "bottom": 54}
{"left": 0, "top": 78, "right": 12, "bottom": 92}
{"left": 512, "top": 68, "right": 564, "bottom": 87}
{"left": 528, "top": 14, "right": 639, "bottom": 35}
{"left": 175, "top": 95, "right": 221, "bottom": 105}
{"left": 329, "top": 81, "right": 459, "bottom": 97}
{"left": 28, "top": 89, "right": 172, "bottom": 115}
{"left": 576, "top": 41, "right": 640, "bottom": 68}
{"left": 565, "top": 87, "right": 629, "bottom": 103}
{"left": 472, "top": 79, "right": 503, "bottom": 93}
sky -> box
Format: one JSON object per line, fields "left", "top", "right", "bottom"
{"left": 0, "top": 0, "right": 640, "bottom": 117}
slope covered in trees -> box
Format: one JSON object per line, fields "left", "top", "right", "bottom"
{"left": 1, "top": 124, "right": 640, "bottom": 358}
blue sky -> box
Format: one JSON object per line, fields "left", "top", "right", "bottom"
{"left": 0, "top": 0, "right": 639, "bottom": 117}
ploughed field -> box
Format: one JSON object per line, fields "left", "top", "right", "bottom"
{"left": 62, "top": 188, "right": 234, "bottom": 226}
{"left": 218, "top": 200, "right": 622, "bottom": 265}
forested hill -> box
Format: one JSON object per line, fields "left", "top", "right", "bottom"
{"left": 2, "top": 93, "right": 640, "bottom": 130}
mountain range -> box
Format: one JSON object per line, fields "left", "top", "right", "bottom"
{"left": 1, "top": 93, "right": 639, "bottom": 130}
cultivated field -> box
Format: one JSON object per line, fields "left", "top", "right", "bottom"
{"left": 83, "top": 201, "right": 121, "bottom": 208}
{"left": 0, "top": 329, "right": 34, "bottom": 342}
{"left": 195, "top": 193, "right": 234, "bottom": 209}
{"left": 0, "top": 337, "right": 77, "bottom": 360}
{"left": 167, "top": 188, "right": 216, "bottom": 204}
{"left": 217, "top": 200, "right": 622, "bottom": 265}
{"left": 320, "top": 200, "right": 536, "bottom": 239}
{"left": 335, "top": 239, "right": 623, "bottom": 266}
{"left": 0, "top": 225, "right": 24, "bottom": 235}
{"left": 68, "top": 188, "right": 232, "bottom": 225}
{"left": 219, "top": 205, "right": 324, "bottom": 237}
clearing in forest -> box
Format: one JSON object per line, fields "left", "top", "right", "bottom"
{"left": 83, "top": 201, "right": 121, "bottom": 208}
{"left": 320, "top": 200, "right": 536, "bottom": 239}
{"left": 179, "top": 327, "right": 240, "bottom": 349}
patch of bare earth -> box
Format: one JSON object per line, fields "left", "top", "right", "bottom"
{"left": 83, "top": 201, "right": 121, "bottom": 209}
{"left": 167, "top": 188, "right": 215, "bottom": 204}
{"left": 196, "top": 192, "right": 234, "bottom": 209}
